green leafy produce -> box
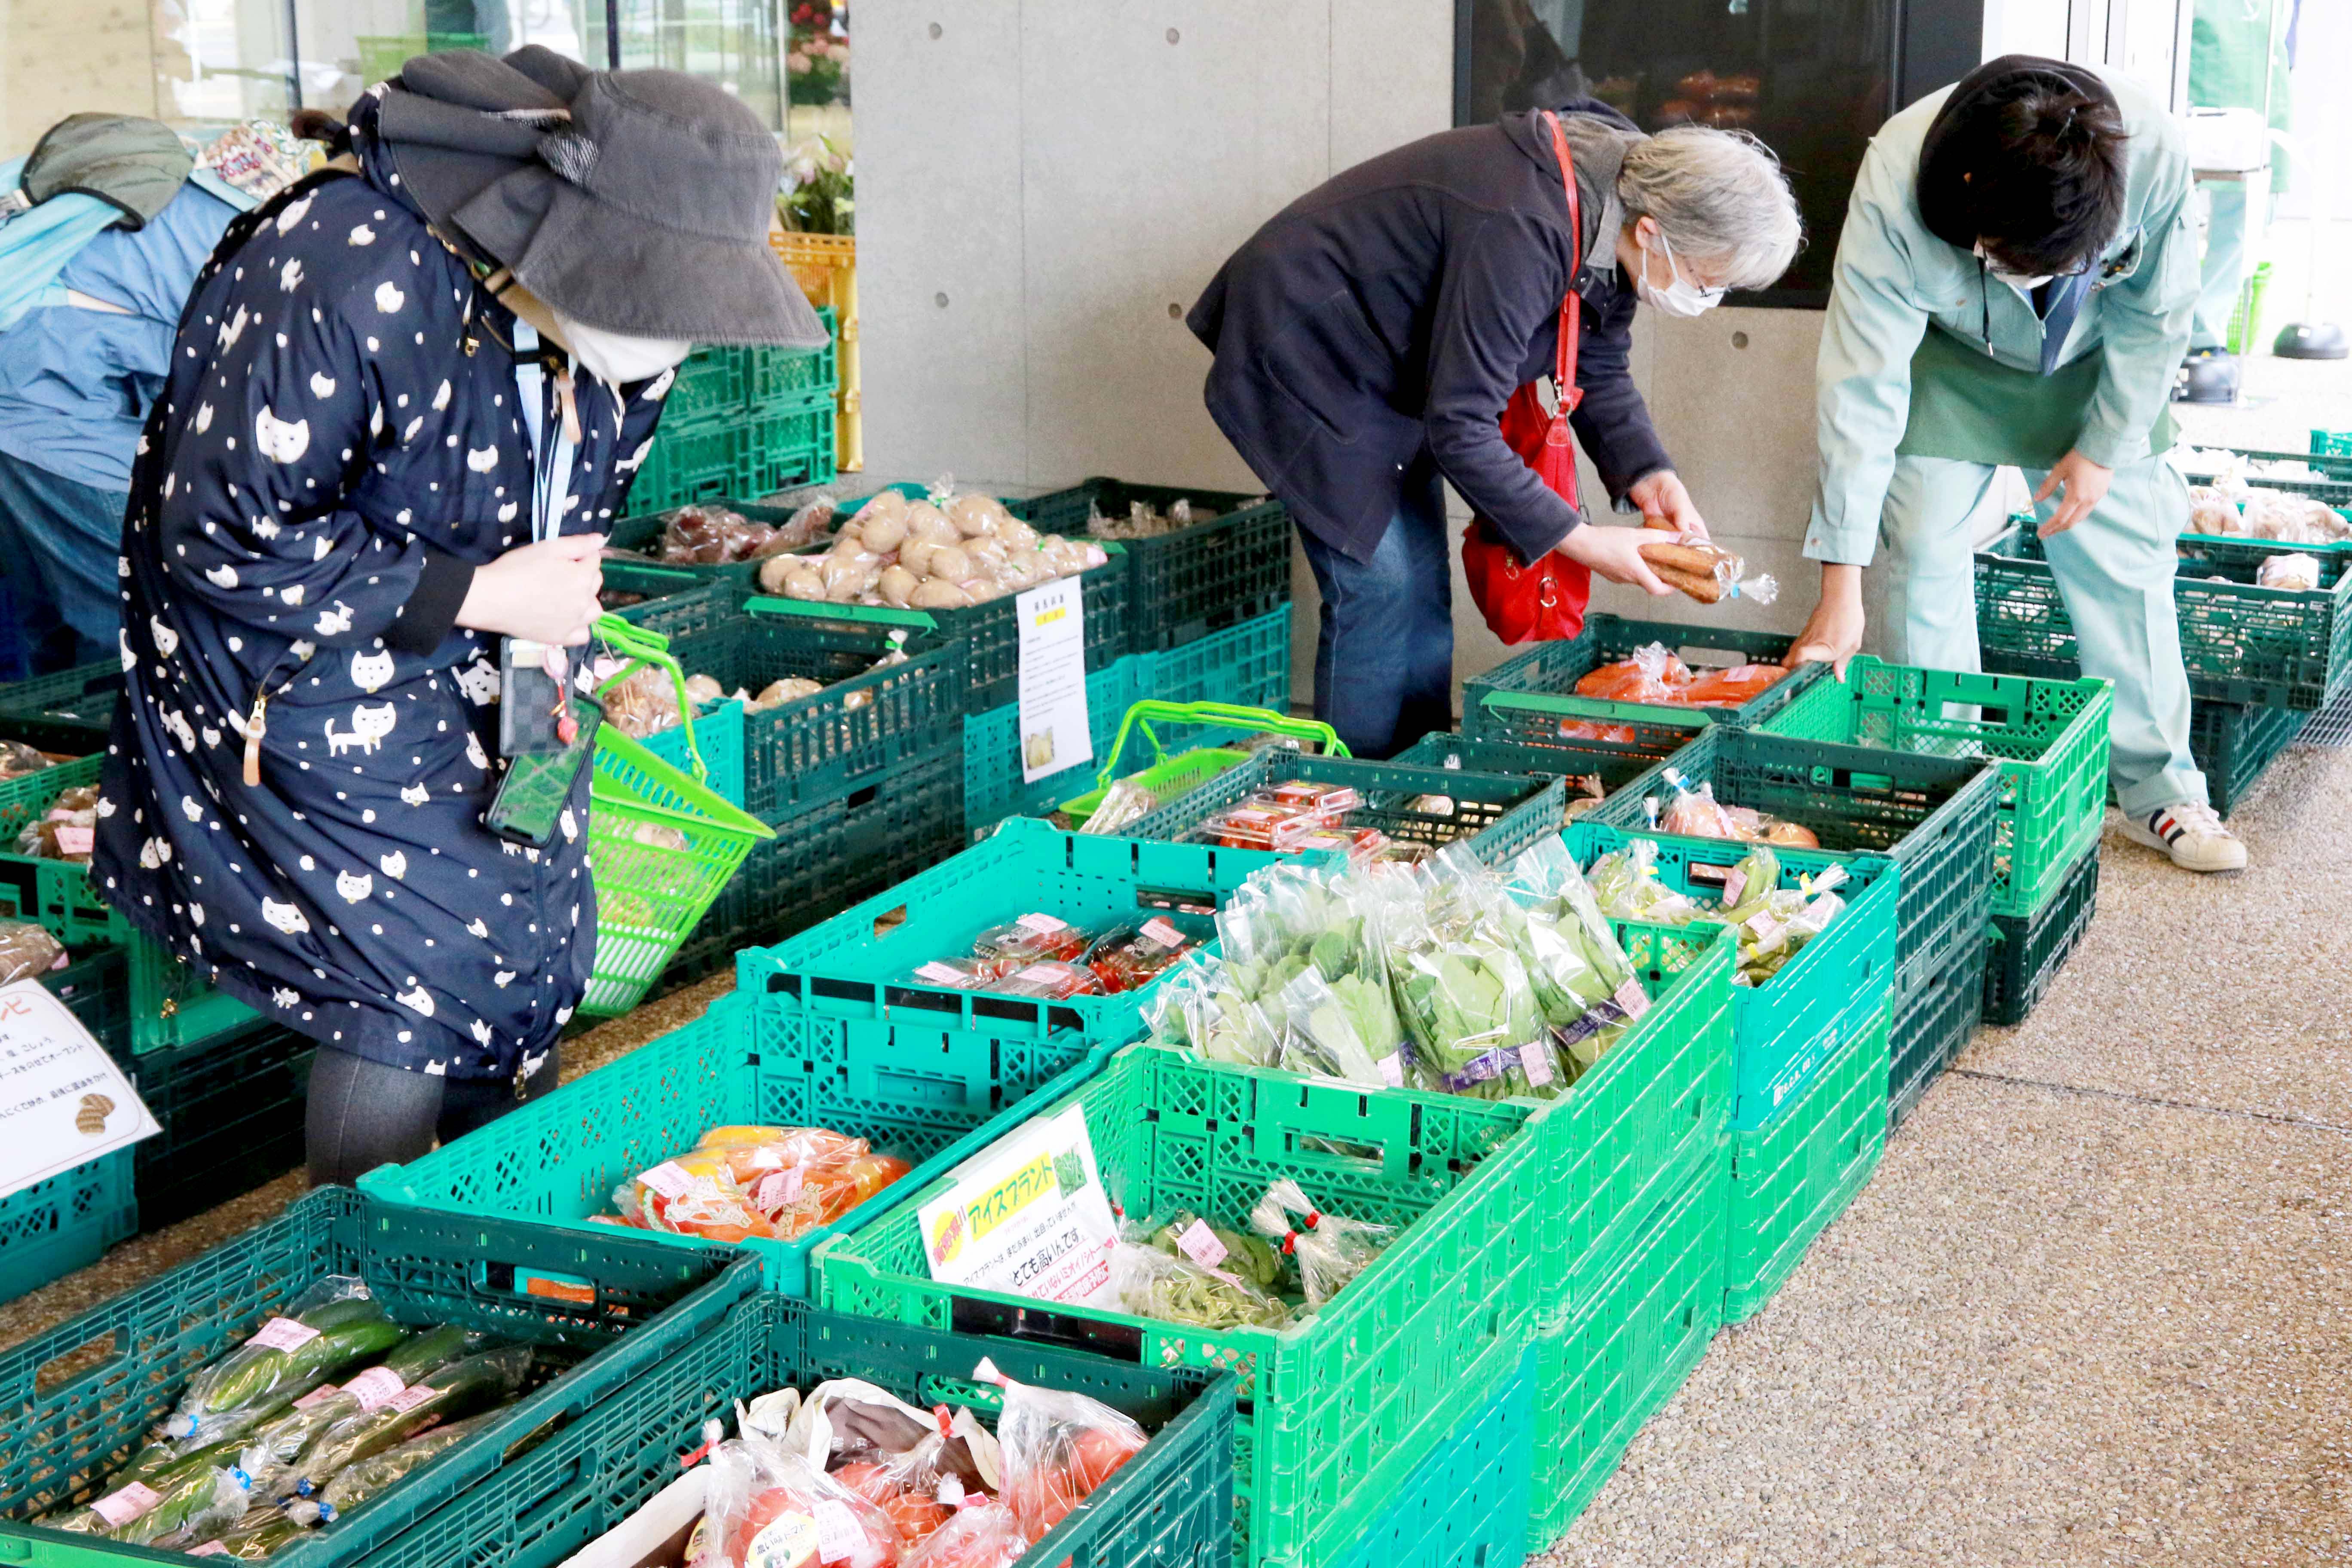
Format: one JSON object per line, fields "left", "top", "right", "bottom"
{"left": 1279, "top": 968, "right": 1406, "bottom": 1088}
{"left": 1142, "top": 1210, "right": 1284, "bottom": 1290}
{"left": 291, "top": 1344, "right": 532, "bottom": 1495}
{"left": 1247, "top": 1180, "right": 1393, "bottom": 1311}
{"left": 1391, "top": 934, "right": 1545, "bottom": 1099}
{"left": 167, "top": 1280, "right": 407, "bottom": 1446}
{"left": 1109, "top": 1241, "right": 1291, "bottom": 1330}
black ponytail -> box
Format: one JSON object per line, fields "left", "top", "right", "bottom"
{"left": 289, "top": 108, "right": 354, "bottom": 158}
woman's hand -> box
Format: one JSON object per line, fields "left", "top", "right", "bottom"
{"left": 1626, "top": 469, "right": 1711, "bottom": 541}
{"left": 1555, "top": 524, "right": 1674, "bottom": 596}
{"left": 456, "top": 533, "right": 605, "bottom": 646}
{"left": 1782, "top": 563, "right": 1866, "bottom": 678}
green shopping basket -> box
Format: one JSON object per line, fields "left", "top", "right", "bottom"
{"left": 1058, "top": 699, "right": 1348, "bottom": 825}
{"left": 583, "top": 617, "right": 774, "bottom": 1015}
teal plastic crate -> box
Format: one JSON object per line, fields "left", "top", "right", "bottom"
{"left": 1724, "top": 998, "right": 1889, "bottom": 1323}
{"left": 349, "top": 1290, "right": 1234, "bottom": 1568}
{"left": 0, "top": 1149, "right": 135, "bottom": 1307}
{"left": 634, "top": 697, "right": 748, "bottom": 809}
{"left": 2191, "top": 696, "right": 2308, "bottom": 818}
{"left": 1761, "top": 657, "right": 2112, "bottom": 920}
{"left": 963, "top": 654, "right": 1143, "bottom": 838}
{"left": 1528, "top": 1143, "right": 1728, "bottom": 1554}
{"left": 0, "top": 1188, "right": 753, "bottom": 1566}
{"left": 362, "top": 983, "right": 1098, "bottom": 1295}
{"left": 629, "top": 394, "right": 837, "bottom": 512}
{"left": 1465, "top": 614, "right": 1825, "bottom": 763}
{"left": 124, "top": 931, "right": 259, "bottom": 1055}
{"left": 815, "top": 1045, "right": 1550, "bottom": 1568}
{"left": 662, "top": 308, "right": 839, "bottom": 427}
{"left": 1015, "top": 477, "right": 1293, "bottom": 654}
{"left": 1984, "top": 844, "right": 2099, "bottom": 1027}
{"left": 1393, "top": 730, "right": 1684, "bottom": 799}
{"left": 1593, "top": 727, "right": 2000, "bottom": 1014}
{"left": 1889, "top": 926, "right": 1989, "bottom": 1128}
{"left": 1137, "top": 604, "right": 1294, "bottom": 754}
{"left": 1561, "top": 821, "right": 1897, "bottom": 1133}
{"left": 1329, "top": 1344, "right": 1537, "bottom": 1568}
{"left": 0, "top": 661, "right": 120, "bottom": 739}
{"left": 0, "top": 754, "right": 112, "bottom": 943}
{"left": 1118, "top": 749, "right": 1568, "bottom": 868}
{"left": 123, "top": 1018, "right": 315, "bottom": 1231}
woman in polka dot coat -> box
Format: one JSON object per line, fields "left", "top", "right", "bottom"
{"left": 91, "top": 52, "right": 823, "bottom": 1180}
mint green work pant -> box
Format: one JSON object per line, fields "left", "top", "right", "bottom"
{"left": 1877, "top": 452, "right": 2207, "bottom": 817}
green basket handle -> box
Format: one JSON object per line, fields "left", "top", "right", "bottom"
{"left": 1091, "top": 700, "right": 1348, "bottom": 793}
{"left": 589, "top": 613, "right": 707, "bottom": 782}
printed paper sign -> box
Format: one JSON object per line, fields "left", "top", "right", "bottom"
{"left": 1014, "top": 577, "right": 1092, "bottom": 786}
{"left": 918, "top": 1104, "right": 1118, "bottom": 1306}
{"left": 0, "top": 980, "right": 161, "bottom": 1200}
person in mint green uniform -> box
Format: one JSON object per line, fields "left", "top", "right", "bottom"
{"left": 2186, "top": 0, "right": 2294, "bottom": 366}
{"left": 1785, "top": 56, "right": 2245, "bottom": 873}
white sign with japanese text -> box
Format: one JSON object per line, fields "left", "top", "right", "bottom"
{"left": 0, "top": 980, "right": 160, "bottom": 1200}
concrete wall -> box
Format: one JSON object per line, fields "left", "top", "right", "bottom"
{"left": 2, "top": 0, "right": 158, "bottom": 154}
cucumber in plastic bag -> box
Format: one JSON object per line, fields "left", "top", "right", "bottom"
{"left": 241, "top": 1324, "right": 492, "bottom": 1497}
{"left": 40, "top": 1438, "right": 247, "bottom": 1533}
{"left": 167, "top": 1278, "right": 408, "bottom": 1447}
{"left": 291, "top": 1344, "right": 533, "bottom": 1495}
{"left": 58, "top": 1465, "right": 252, "bottom": 1549}
{"left": 315, "top": 1412, "right": 495, "bottom": 1518}
{"left": 199, "top": 1505, "right": 317, "bottom": 1561}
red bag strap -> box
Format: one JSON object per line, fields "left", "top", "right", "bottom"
{"left": 1541, "top": 111, "right": 1583, "bottom": 413}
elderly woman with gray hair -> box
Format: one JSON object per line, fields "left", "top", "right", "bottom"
{"left": 1191, "top": 100, "right": 1803, "bottom": 758}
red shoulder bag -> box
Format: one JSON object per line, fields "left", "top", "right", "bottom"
{"left": 1460, "top": 110, "right": 1592, "bottom": 645}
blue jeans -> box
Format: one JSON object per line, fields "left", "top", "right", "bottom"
{"left": 0, "top": 451, "right": 126, "bottom": 676}
{"left": 1296, "top": 453, "right": 1453, "bottom": 758}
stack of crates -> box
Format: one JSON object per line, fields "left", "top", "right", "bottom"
{"left": 628, "top": 310, "right": 841, "bottom": 511}
{"left": 1758, "top": 658, "right": 2113, "bottom": 1028}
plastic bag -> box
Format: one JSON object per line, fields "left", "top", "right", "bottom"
{"left": 1381, "top": 881, "right": 1544, "bottom": 1101}
{"left": 2257, "top": 552, "right": 2322, "bottom": 591}
{"left": 1679, "top": 664, "right": 1788, "bottom": 707}
{"left": 0, "top": 920, "right": 64, "bottom": 985}
{"left": 1636, "top": 536, "right": 1778, "bottom": 605}
{"left": 1574, "top": 643, "right": 1689, "bottom": 703}
{"left": 290, "top": 1344, "right": 531, "bottom": 1497}
{"left": 660, "top": 505, "right": 779, "bottom": 565}
{"left": 1277, "top": 968, "right": 1407, "bottom": 1089}
{"left": 72, "top": 1465, "right": 251, "bottom": 1549}
{"left": 760, "top": 1378, "right": 998, "bottom": 1495}
{"left": 1080, "top": 919, "right": 1191, "bottom": 994}
{"left": 976, "top": 1358, "right": 1149, "bottom": 1544}
{"left": 197, "top": 1505, "right": 315, "bottom": 1559}
{"left": 313, "top": 1411, "right": 494, "bottom": 1519}
{"left": 972, "top": 916, "right": 1087, "bottom": 966}
{"left": 18, "top": 784, "right": 99, "bottom": 861}
{"left": 696, "top": 1438, "right": 904, "bottom": 1568}
{"left": 242, "top": 1323, "right": 492, "bottom": 1495}
{"left": 1246, "top": 1180, "right": 1393, "bottom": 1310}
{"left": 600, "top": 666, "right": 686, "bottom": 738}
{"left": 1139, "top": 1207, "right": 1284, "bottom": 1291}
{"left": 995, "top": 960, "right": 1102, "bottom": 1001}
{"left": 1144, "top": 952, "right": 1280, "bottom": 1068}
{"left": 1587, "top": 838, "right": 1706, "bottom": 928}
{"left": 900, "top": 1501, "right": 1026, "bottom": 1568}
{"left": 1106, "top": 1238, "right": 1290, "bottom": 1331}
{"left": 166, "top": 1280, "right": 407, "bottom": 1448}
{"left": 616, "top": 1128, "right": 906, "bottom": 1244}
{"left": 1656, "top": 772, "right": 1740, "bottom": 839}
{"left": 0, "top": 738, "right": 52, "bottom": 781}
{"left": 1075, "top": 778, "right": 1157, "bottom": 835}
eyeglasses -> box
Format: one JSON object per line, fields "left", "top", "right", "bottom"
{"left": 1972, "top": 240, "right": 2095, "bottom": 281}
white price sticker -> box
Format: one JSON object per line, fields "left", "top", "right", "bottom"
{"left": 343, "top": 1366, "right": 407, "bottom": 1412}
{"left": 1518, "top": 1042, "right": 1554, "bottom": 1087}
{"left": 915, "top": 962, "right": 968, "bottom": 984}
{"left": 1140, "top": 916, "right": 1182, "bottom": 948}
{"left": 1016, "top": 912, "right": 1069, "bottom": 935}
{"left": 1613, "top": 979, "right": 1651, "bottom": 1022}
{"left": 756, "top": 1166, "right": 806, "bottom": 1211}
{"left": 811, "top": 1499, "right": 866, "bottom": 1564}
{"left": 636, "top": 1160, "right": 695, "bottom": 1199}
{"left": 386, "top": 1383, "right": 439, "bottom": 1414}
{"left": 1175, "top": 1219, "right": 1229, "bottom": 1268}
{"left": 1376, "top": 1053, "right": 1404, "bottom": 1087}
{"left": 248, "top": 1316, "right": 324, "bottom": 1353}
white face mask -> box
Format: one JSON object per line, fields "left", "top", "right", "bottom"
{"left": 551, "top": 309, "right": 692, "bottom": 388}
{"left": 1633, "top": 227, "right": 1727, "bottom": 318}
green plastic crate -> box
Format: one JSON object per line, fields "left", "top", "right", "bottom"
{"left": 123, "top": 1019, "right": 314, "bottom": 1231}
{"left": 1724, "top": 998, "right": 1889, "bottom": 1323}
{"left": 1331, "top": 1345, "right": 1537, "bottom": 1568}
{"left": 1393, "top": 730, "right": 1686, "bottom": 799}
{"left": 2313, "top": 430, "right": 2352, "bottom": 462}
{"left": 0, "top": 661, "right": 119, "bottom": 738}
{"left": 0, "top": 1187, "right": 753, "bottom": 1565}
{"left": 362, "top": 980, "right": 1097, "bottom": 1296}
{"left": 1015, "top": 477, "right": 1293, "bottom": 653}
{"left": 124, "top": 933, "right": 259, "bottom": 1055}
{"left": 1465, "top": 615, "right": 1825, "bottom": 763}
{"left": 1984, "top": 845, "right": 2100, "bottom": 1027}
{"left": 1889, "top": 928, "right": 1989, "bottom": 1128}
{"left": 340, "top": 1287, "right": 1236, "bottom": 1568}
{"left": 924, "top": 546, "right": 1133, "bottom": 714}
{"left": 0, "top": 1148, "right": 135, "bottom": 1306}
{"left": 815, "top": 1045, "right": 1551, "bottom": 1568}
{"left": 1136, "top": 605, "right": 1294, "bottom": 755}
{"left": 1593, "top": 727, "right": 2000, "bottom": 1013}
{"left": 1975, "top": 524, "right": 2352, "bottom": 711}
{"left": 1561, "top": 821, "right": 1897, "bottom": 1133}
{"left": 600, "top": 557, "right": 731, "bottom": 616}
{"left": 634, "top": 697, "right": 748, "bottom": 810}
{"left": 2191, "top": 697, "right": 2308, "bottom": 818}
{"left": 629, "top": 394, "right": 837, "bottom": 512}
{"left": 649, "top": 592, "right": 962, "bottom": 818}
{"left": 1761, "top": 657, "right": 2112, "bottom": 919}
{"left": 42, "top": 945, "right": 128, "bottom": 1056}
{"left": 738, "top": 817, "right": 1280, "bottom": 1071}
{"left": 964, "top": 654, "right": 1143, "bottom": 838}
{"left": 1528, "top": 1145, "right": 1728, "bottom": 1554}
{"left": 662, "top": 308, "right": 839, "bottom": 427}
{"left": 0, "top": 754, "right": 112, "bottom": 943}
{"left": 1118, "top": 750, "right": 1568, "bottom": 867}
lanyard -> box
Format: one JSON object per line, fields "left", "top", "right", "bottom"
{"left": 511, "top": 320, "right": 577, "bottom": 544}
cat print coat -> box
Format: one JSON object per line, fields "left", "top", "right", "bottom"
{"left": 93, "top": 101, "right": 668, "bottom": 1082}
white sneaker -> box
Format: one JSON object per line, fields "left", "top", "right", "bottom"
{"left": 2119, "top": 801, "right": 2248, "bottom": 873}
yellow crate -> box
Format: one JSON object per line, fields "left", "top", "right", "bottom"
{"left": 770, "top": 231, "right": 861, "bottom": 471}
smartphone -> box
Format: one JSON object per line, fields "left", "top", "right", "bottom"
{"left": 486, "top": 695, "right": 603, "bottom": 847}
{"left": 499, "top": 638, "right": 570, "bottom": 758}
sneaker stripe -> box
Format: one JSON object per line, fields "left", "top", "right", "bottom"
{"left": 2151, "top": 810, "right": 2187, "bottom": 845}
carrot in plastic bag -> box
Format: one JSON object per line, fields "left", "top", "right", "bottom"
{"left": 1680, "top": 664, "right": 1788, "bottom": 707}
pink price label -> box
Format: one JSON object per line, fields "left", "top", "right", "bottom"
{"left": 1613, "top": 979, "right": 1651, "bottom": 1022}
{"left": 294, "top": 1382, "right": 345, "bottom": 1409}
{"left": 811, "top": 1499, "right": 866, "bottom": 1564}
{"left": 755, "top": 1167, "right": 805, "bottom": 1211}
{"left": 386, "top": 1383, "right": 439, "bottom": 1414}
{"left": 92, "top": 1482, "right": 163, "bottom": 1528}
{"left": 1175, "top": 1219, "right": 1229, "bottom": 1269}
{"left": 1518, "top": 1042, "right": 1555, "bottom": 1087}
{"left": 1746, "top": 914, "right": 1786, "bottom": 949}
{"left": 1016, "top": 963, "right": 1067, "bottom": 983}
{"left": 1015, "top": 912, "right": 1068, "bottom": 935}
{"left": 1140, "top": 916, "right": 1182, "bottom": 948}
{"left": 637, "top": 1161, "right": 695, "bottom": 1199}
{"left": 915, "top": 962, "right": 967, "bottom": 984}
{"left": 344, "top": 1366, "right": 407, "bottom": 1412}
{"left": 1376, "top": 1054, "right": 1404, "bottom": 1087}
{"left": 53, "top": 825, "right": 95, "bottom": 856}
{"left": 248, "top": 1316, "right": 324, "bottom": 1353}
{"left": 1721, "top": 869, "right": 1748, "bottom": 908}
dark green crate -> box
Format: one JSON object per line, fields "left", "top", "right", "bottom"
{"left": 0, "top": 1149, "right": 135, "bottom": 1307}
{"left": 1592, "top": 727, "right": 2002, "bottom": 1010}
{"left": 928, "top": 548, "right": 1133, "bottom": 714}
{"left": 2191, "top": 697, "right": 2308, "bottom": 818}
{"left": 1120, "top": 749, "right": 1567, "bottom": 866}
{"left": 600, "top": 557, "right": 731, "bottom": 616}
{"left": 1465, "top": 614, "right": 1825, "bottom": 763}
{"left": 1332, "top": 1346, "right": 1537, "bottom": 1568}
{"left": 0, "top": 1187, "right": 751, "bottom": 1567}
{"left": 1984, "top": 846, "right": 2100, "bottom": 1027}
{"left": 1975, "top": 524, "right": 2352, "bottom": 711}
{"left": 629, "top": 395, "right": 837, "bottom": 512}
{"left": 122, "top": 1018, "right": 315, "bottom": 1231}
{"left": 964, "top": 655, "right": 1142, "bottom": 838}
{"left": 0, "top": 755, "right": 116, "bottom": 944}
{"left": 341, "top": 1289, "right": 1234, "bottom": 1568}
{"left": 1724, "top": 998, "right": 1889, "bottom": 1323}
{"left": 661, "top": 308, "right": 839, "bottom": 427}
{"left": 643, "top": 590, "right": 962, "bottom": 818}
{"left": 1889, "top": 929, "right": 1988, "bottom": 1129}
{"left": 1016, "top": 476, "right": 1293, "bottom": 654}
{"left": 42, "top": 945, "right": 128, "bottom": 1055}
{"left": 0, "top": 661, "right": 121, "bottom": 738}
{"left": 603, "top": 498, "right": 798, "bottom": 585}
{"left": 1393, "top": 730, "right": 1677, "bottom": 799}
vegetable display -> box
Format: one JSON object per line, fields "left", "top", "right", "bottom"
{"left": 907, "top": 911, "right": 1196, "bottom": 1000}
{"left": 1587, "top": 837, "right": 1848, "bottom": 988}
{"left": 1082, "top": 495, "right": 1226, "bottom": 541}
{"left": 239, "top": 1323, "right": 492, "bottom": 1496}
{"left": 1646, "top": 767, "right": 1821, "bottom": 849}
{"left": 1572, "top": 642, "right": 1789, "bottom": 709}
{"left": 754, "top": 481, "right": 1110, "bottom": 609}
{"left": 164, "top": 1279, "right": 409, "bottom": 1447}
{"left": 17, "top": 783, "right": 98, "bottom": 863}
{"left": 609, "top": 1124, "right": 913, "bottom": 1244}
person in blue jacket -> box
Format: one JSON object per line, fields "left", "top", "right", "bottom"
{"left": 1784, "top": 56, "right": 2243, "bottom": 873}
{"left": 90, "top": 48, "right": 827, "bottom": 1182}
{"left": 1191, "top": 104, "right": 1804, "bottom": 757}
